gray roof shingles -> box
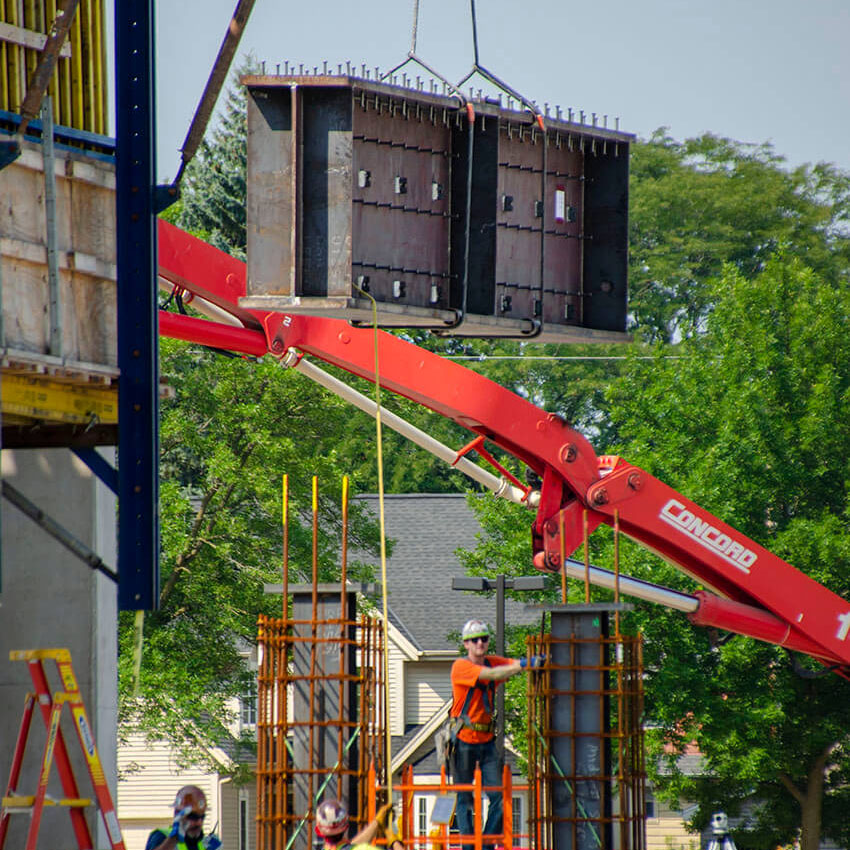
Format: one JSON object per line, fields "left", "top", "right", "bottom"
{"left": 355, "top": 493, "right": 541, "bottom": 652}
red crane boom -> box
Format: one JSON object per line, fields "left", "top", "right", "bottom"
{"left": 157, "top": 220, "right": 850, "bottom": 673}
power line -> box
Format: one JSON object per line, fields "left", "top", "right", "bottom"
{"left": 444, "top": 355, "right": 681, "bottom": 361}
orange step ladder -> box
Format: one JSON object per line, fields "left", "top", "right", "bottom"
{"left": 0, "top": 649, "right": 126, "bottom": 850}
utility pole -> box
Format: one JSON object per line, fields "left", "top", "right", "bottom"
{"left": 452, "top": 575, "right": 546, "bottom": 758}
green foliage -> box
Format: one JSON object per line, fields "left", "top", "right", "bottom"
{"left": 629, "top": 131, "right": 850, "bottom": 342}
{"left": 605, "top": 255, "right": 850, "bottom": 848}
{"left": 465, "top": 254, "right": 850, "bottom": 848}
{"left": 175, "top": 59, "right": 259, "bottom": 258}
{"left": 119, "top": 339, "right": 384, "bottom": 767}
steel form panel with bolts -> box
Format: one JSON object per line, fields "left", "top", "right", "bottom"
{"left": 240, "top": 75, "right": 632, "bottom": 344}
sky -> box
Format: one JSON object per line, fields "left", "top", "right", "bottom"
{"left": 149, "top": 0, "right": 850, "bottom": 183}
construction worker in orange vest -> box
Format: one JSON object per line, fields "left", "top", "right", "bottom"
{"left": 450, "top": 619, "right": 544, "bottom": 850}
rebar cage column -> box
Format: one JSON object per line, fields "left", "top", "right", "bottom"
{"left": 257, "top": 605, "right": 386, "bottom": 850}
{"left": 528, "top": 607, "right": 645, "bottom": 850}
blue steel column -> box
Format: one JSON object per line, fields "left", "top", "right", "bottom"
{"left": 115, "top": 0, "right": 159, "bottom": 610}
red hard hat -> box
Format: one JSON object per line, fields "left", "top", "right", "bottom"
{"left": 315, "top": 798, "right": 349, "bottom": 838}
{"left": 174, "top": 785, "right": 207, "bottom": 817}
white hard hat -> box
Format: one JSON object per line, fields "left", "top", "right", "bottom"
{"left": 461, "top": 619, "right": 490, "bottom": 640}
{"left": 316, "top": 798, "right": 349, "bottom": 837}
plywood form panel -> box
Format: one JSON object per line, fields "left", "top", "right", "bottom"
{"left": 0, "top": 140, "right": 116, "bottom": 366}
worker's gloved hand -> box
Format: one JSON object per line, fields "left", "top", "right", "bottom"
{"left": 170, "top": 806, "right": 192, "bottom": 841}
{"left": 202, "top": 833, "right": 222, "bottom": 850}
{"left": 384, "top": 814, "right": 403, "bottom": 845}
{"left": 375, "top": 801, "right": 395, "bottom": 831}
{"left": 520, "top": 654, "right": 546, "bottom": 669}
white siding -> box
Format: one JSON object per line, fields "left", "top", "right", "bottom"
{"left": 117, "top": 731, "right": 223, "bottom": 850}
{"left": 645, "top": 798, "right": 699, "bottom": 850}
{"left": 388, "top": 649, "right": 406, "bottom": 735}
{"left": 224, "top": 780, "right": 256, "bottom": 850}
{"left": 405, "top": 661, "right": 453, "bottom": 724}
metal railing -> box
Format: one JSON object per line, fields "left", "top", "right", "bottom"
{"left": 365, "top": 763, "right": 532, "bottom": 850}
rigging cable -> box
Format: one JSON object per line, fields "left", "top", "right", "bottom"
{"left": 354, "top": 280, "right": 393, "bottom": 789}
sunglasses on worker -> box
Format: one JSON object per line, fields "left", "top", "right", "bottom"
{"left": 467, "top": 635, "right": 489, "bottom": 643}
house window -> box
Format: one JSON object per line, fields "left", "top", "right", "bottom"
{"left": 240, "top": 795, "right": 250, "bottom": 850}
{"left": 645, "top": 792, "right": 656, "bottom": 819}
{"left": 512, "top": 796, "right": 524, "bottom": 847}
{"left": 418, "top": 797, "right": 428, "bottom": 836}
{"left": 240, "top": 680, "right": 257, "bottom": 729}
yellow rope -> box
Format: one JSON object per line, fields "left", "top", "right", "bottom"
{"left": 356, "top": 284, "right": 392, "bottom": 789}
{"left": 131, "top": 609, "right": 144, "bottom": 698}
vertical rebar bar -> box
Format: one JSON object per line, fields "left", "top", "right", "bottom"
{"left": 308, "top": 476, "right": 319, "bottom": 829}
{"left": 283, "top": 474, "right": 289, "bottom": 615}
{"left": 529, "top": 622, "right": 645, "bottom": 850}
{"left": 337, "top": 477, "right": 349, "bottom": 808}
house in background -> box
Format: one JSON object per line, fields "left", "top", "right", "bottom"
{"left": 116, "top": 644, "right": 259, "bottom": 850}
{"left": 117, "top": 492, "right": 711, "bottom": 850}
{"left": 359, "top": 493, "right": 543, "bottom": 846}
{"left": 117, "top": 493, "right": 538, "bottom": 849}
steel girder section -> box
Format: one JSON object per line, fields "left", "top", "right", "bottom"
{"left": 240, "top": 75, "right": 632, "bottom": 343}
{"left": 115, "top": 0, "right": 159, "bottom": 610}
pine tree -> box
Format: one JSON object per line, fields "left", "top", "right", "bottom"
{"left": 176, "top": 60, "right": 258, "bottom": 259}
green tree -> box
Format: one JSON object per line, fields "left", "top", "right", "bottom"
{"left": 629, "top": 131, "right": 850, "bottom": 343}
{"left": 464, "top": 255, "right": 850, "bottom": 850}
{"left": 436, "top": 133, "right": 850, "bottom": 459}
{"left": 605, "top": 254, "right": 850, "bottom": 850}
{"left": 174, "top": 60, "right": 258, "bottom": 258}
{"left": 119, "top": 339, "right": 385, "bottom": 768}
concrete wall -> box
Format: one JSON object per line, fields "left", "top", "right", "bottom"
{"left": 0, "top": 447, "right": 118, "bottom": 849}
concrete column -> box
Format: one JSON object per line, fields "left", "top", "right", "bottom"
{"left": 0, "top": 447, "right": 118, "bottom": 850}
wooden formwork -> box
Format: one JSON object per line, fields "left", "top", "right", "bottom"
{"left": 0, "top": 133, "right": 117, "bottom": 446}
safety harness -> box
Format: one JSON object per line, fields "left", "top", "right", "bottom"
{"left": 453, "top": 658, "right": 496, "bottom": 734}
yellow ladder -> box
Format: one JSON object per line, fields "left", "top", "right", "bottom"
{"left": 0, "top": 649, "right": 125, "bottom": 850}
